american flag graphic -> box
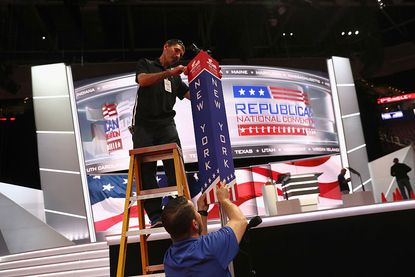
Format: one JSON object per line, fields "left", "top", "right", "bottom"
{"left": 102, "top": 102, "right": 123, "bottom": 152}
{"left": 233, "top": 84, "right": 315, "bottom": 137}
{"left": 233, "top": 85, "right": 309, "bottom": 104}
{"left": 87, "top": 155, "right": 342, "bottom": 232}
{"left": 88, "top": 173, "right": 201, "bottom": 232}
{"left": 102, "top": 103, "right": 118, "bottom": 119}
{"left": 203, "top": 175, "right": 237, "bottom": 205}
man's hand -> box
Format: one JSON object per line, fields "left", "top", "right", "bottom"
{"left": 197, "top": 192, "right": 209, "bottom": 212}
{"left": 215, "top": 180, "right": 247, "bottom": 243}
{"left": 169, "top": 65, "right": 187, "bottom": 76}
{"left": 197, "top": 191, "right": 209, "bottom": 235}
{"left": 216, "top": 181, "right": 230, "bottom": 204}
{"left": 137, "top": 64, "right": 187, "bottom": 87}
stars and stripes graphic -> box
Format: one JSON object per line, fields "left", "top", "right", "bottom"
{"left": 238, "top": 124, "right": 316, "bottom": 136}
{"left": 102, "top": 103, "right": 123, "bottom": 152}
{"left": 233, "top": 85, "right": 309, "bottom": 104}
{"left": 87, "top": 155, "right": 343, "bottom": 233}
{"left": 102, "top": 103, "right": 118, "bottom": 119}
{"left": 203, "top": 171, "right": 237, "bottom": 204}
{"left": 88, "top": 173, "right": 200, "bottom": 232}
{"left": 270, "top": 86, "right": 309, "bottom": 105}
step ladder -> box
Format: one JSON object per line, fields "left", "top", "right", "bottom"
{"left": 117, "top": 143, "right": 191, "bottom": 276}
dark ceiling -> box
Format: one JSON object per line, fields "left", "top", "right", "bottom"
{"left": 1, "top": 0, "right": 414, "bottom": 69}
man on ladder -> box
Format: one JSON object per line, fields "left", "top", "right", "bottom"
{"left": 161, "top": 181, "right": 247, "bottom": 277}
{"left": 130, "top": 38, "right": 190, "bottom": 228}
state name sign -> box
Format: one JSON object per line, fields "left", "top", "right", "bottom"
{"left": 187, "top": 51, "right": 237, "bottom": 204}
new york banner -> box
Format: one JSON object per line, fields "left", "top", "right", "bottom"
{"left": 187, "top": 51, "right": 237, "bottom": 204}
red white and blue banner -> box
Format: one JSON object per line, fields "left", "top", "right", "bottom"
{"left": 88, "top": 154, "right": 342, "bottom": 233}
{"left": 187, "top": 51, "right": 237, "bottom": 204}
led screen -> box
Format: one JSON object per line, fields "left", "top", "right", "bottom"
{"left": 381, "top": 111, "right": 404, "bottom": 120}
{"left": 74, "top": 65, "right": 339, "bottom": 174}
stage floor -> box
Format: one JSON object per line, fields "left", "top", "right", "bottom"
{"left": 106, "top": 199, "right": 415, "bottom": 245}
{"left": 107, "top": 199, "right": 415, "bottom": 276}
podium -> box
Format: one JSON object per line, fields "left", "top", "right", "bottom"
{"left": 279, "top": 173, "right": 321, "bottom": 213}
{"left": 342, "top": 167, "right": 375, "bottom": 207}
{"left": 342, "top": 191, "right": 375, "bottom": 207}
{"left": 262, "top": 172, "right": 319, "bottom": 216}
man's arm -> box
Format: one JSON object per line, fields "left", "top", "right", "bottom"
{"left": 137, "top": 65, "right": 187, "bottom": 87}
{"left": 391, "top": 166, "right": 395, "bottom": 177}
{"left": 197, "top": 192, "right": 209, "bottom": 235}
{"left": 183, "top": 91, "right": 190, "bottom": 100}
{"left": 216, "top": 182, "right": 247, "bottom": 243}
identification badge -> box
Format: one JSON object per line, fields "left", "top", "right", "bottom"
{"left": 164, "top": 79, "right": 172, "bottom": 93}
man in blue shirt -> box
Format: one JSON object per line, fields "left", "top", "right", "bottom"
{"left": 161, "top": 182, "right": 247, "bottom": 276}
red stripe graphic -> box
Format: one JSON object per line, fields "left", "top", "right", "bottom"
{"left": 93, "top": 178, "right": 340, "bottom": 231}
{"left": 269, "top": 86, "right": 309, "bottom": 104}
{"left": 102, "top": 103, "right": 118, "bottom": 117}
{"left": 270, "top": 86, "right": 303, "bottom": 94}
{"left": 94, "top": 205, "right": 138, "bottom": 232}
{"left": 238, "top": 124, "right": 316, "bottom": 136}
{"left": 318, "top": 181, "right": 342, "bottom": 199}
{"left": 288, "top": 156, "right": 331, "bottom": 167}
{"left": 92, "top": 155, "right": 342, "bottom": 231}
{"left": 250, "top": 167, "right": 287, "bottom": 184}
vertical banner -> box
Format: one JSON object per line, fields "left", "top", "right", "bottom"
{"left": 187, "top": 51, "right": 238, "bottom": 204}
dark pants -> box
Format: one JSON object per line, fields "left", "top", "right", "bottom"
{"left": 132, "top": 122, "right": 181, "bottom": 224}
{"left": 397, "top": 178, "right": 413, "bottom": 200}
{"left": 341, "top": 190, "right": 350, "bottom": 195}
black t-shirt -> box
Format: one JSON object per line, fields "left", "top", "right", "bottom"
{"left": 133, "top": 58, "right": 188, "bottom": 127}
{"left": 391, "top": 163, "right": 411, "bottom": 180}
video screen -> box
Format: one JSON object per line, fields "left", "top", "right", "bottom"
{"left": 377, "top": 92, "right": 415, "bottom": 121}
{"left": 74, "top": 65, "right": 339, "bottom": 174}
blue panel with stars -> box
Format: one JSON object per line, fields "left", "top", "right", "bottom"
{"left": 189, "top": 68, "right": 237, "bottom": 200}
{"left": 233, "top": 86, "right": 271, "bottom": 98}
{"left": 207, "top": 73, "right": 236, "bottom": 184}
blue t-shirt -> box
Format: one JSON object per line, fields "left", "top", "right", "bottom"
{"left": 164, "top": 226, "right": 239, "bottom": 277}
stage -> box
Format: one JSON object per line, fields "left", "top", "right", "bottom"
{"left": 106, "top": 200, "right": 415, "bottom": 276}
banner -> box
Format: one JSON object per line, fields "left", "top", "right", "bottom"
{"left": 187, "top": 51, "right": 237, "bottom": 203}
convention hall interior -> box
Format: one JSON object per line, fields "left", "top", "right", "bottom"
{"left": 0, "top": 1, "right": 415, "bottom": 276}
